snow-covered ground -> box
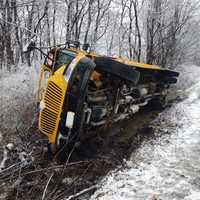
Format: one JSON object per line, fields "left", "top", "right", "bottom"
{"left": 0, "top": 64, "right": 38, "bottom": 132}
{"left": 1, "top": 64, "right": 200, "bottom": 200}
{"left": 90, "top": 66, "right": 200, "bottom": 200}
{"left": 175, "top": 64, "right": 200, "bottom": 90}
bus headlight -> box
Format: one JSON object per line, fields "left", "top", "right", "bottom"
{"left": 39, "top": 100, "right": 45, "bottom": 112}
{"left": 65, "top": 112, "right": 75, "bottom": 129}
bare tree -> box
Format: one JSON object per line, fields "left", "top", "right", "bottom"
{"left": 0, "top": 0, "right": 199, "bottom": 71}
{"left": 5, "top": 0, "right": 14, "bottom": 69}
{"left": 83, "top": 0, "right": 93, "bottom": 44}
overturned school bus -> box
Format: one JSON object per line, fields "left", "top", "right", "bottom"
{"left": 26, "top": 41, "right": 179, "bottom": 156}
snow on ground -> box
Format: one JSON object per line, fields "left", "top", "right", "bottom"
{"left": 0, "top": 64, "right": 38, "bottom": 132}
{"left": 176, "top": 64, "right": 200, "bottom": 90}
{"left": 90, "top": 65, "right": 200, "bottom": 200}
{"left": 0, "top": 63, "right": 40, "bottom": 171}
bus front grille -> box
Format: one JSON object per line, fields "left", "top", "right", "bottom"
{"left": 40, "top": 81, "right": 63, "bottom": 136}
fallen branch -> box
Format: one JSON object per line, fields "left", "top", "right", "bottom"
{"left": 53, "top": 163, "right": 93, "bottom": 200}
{"left": 47, "top": 145, "right": 76, "bottom": 199}
{"left": 21, "top": 160, "right": 89, "bottom": 176}
{"left": 0, "top": 161, "right": 89, "bottom": 183}
{"left": 0, "top": 147, "right": 8, "bottom": 171}
{"left": 41, "top": 172, "right": 54, "bottom": 200}
{"left": 64, "top": 185, "right": 98, "bottom": 200}
{"left": 0, "top": 161, "right": 25, "bottom": 174}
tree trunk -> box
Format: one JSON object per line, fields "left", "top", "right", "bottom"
{"left": 5, "top": 0, "right": 14, "bottom": 70}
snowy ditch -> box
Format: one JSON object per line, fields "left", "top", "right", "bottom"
{"left": 0, "top": 64, "right": 200, "bottom": 199}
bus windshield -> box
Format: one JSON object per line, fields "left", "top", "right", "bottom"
{"left": 54, "top": 50, "right": 76, "bottom": 71}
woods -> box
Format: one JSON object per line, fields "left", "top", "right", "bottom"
{"left": 0, "top": 0, "right": 199, "bottom": 71}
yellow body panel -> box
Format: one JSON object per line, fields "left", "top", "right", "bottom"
{"left": 36, "top": 65, "right": 45, "bottom": 103}
{"left": 36, "top": 64, "right": 53, "bottom": 103}
{"left": 127, "top": 60, "right": 161, "bottom": 70}
{"left": 115, "top": 58, "right": 161, "bottom": 70}
{"left": 39, "top": 54, "right": 85, "bottom": 144}
{"left": 39, "top": 66, "right": 67, "bottom": 143}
